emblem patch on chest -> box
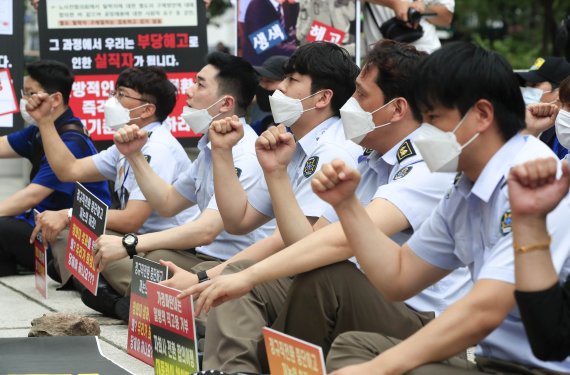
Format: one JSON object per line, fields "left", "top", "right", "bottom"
{"left": 393, "top": 166, "right": 412, "bottom": 180}
{"left": 500, "top": 210, "right": 512, "bottom": 235}
{"left": 303, "top": 156, "right": 319, "bottom": 178}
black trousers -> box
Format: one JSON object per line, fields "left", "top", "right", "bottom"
{"left": 0, "top": 216, "right": 36, "bottom": 276}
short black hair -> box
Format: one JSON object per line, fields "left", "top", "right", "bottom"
{"left": 283, "top": 42, "right": 360, "bottom": 116}
{"left": 362, "top": 40, "right": 427, "bottom": 121}
{"left": 207, "top": 52, "right": 258, "bottom": 116}
{"left": 26, "top": 60, "right": 74, "bottom": 105}
{"left": 411, "top": 42, "right": 525, "bottom": 141}
{"left": 116, "top": 66, "right": 177, "bottom": 123}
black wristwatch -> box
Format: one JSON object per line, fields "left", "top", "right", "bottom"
{"left": 197, "top": 270, "right": 210, "bottom": 283}
{"left": 122, "top": 233, "right": 138, "bottom": 259}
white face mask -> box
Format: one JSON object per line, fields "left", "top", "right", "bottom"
{"left": 20, "top": 98, "right": 35, "bottom": 125}
{"left": 555, "top": 109, "right": 570, "bottom": 149}
{"left": 340, "top": 97, "right": 396, "bottom": 144}
{"left": 103, "top": 96, "right": 148, "bottom": 130}
{"left": 520, "top": 86, "right": 546, "bottom": 106}
{"left": 414, "top": 110, "right": 479, "bottom": 173}
{"left": 181, "top": 96, "right": 225, "bottom": 134}
{"left": 269, "top": 89, "right": 323, "bottom": 127}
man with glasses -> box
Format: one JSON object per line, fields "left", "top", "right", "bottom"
{"left": 0, "top": 60, "right": 110, "bottom": 277}
{"left": 27, "top": 66, "right": 196, "bottom": 319}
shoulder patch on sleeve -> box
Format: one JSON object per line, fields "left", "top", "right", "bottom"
{"left": 144, "top": 154, "right": 152, "bottom": 164}
{"left": 235, "top": 167, "right": 242, "bottom": 178}
{"left": 396, "top": 140, "right": 416, "bottom": 163}
{"left": 393, "top": 166, "right": 413, "bottom": 180}
{"left": 500, "top": 210, "right": 512, "bottom": 235}
{"left": 303, "top": 156, "right": 319, "bottom": 178}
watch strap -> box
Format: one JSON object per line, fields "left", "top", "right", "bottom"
{"left": 197, "top": 270, "right": 210, "bottom": 283}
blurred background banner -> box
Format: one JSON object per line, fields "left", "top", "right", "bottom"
{"left": 0, "top": 0, "right": 24, "bottom": 134}
{"left": 38, "top": 0, "right": 208, "bottom": 145}
{"left": 237, "top": 0, "right": 361, "bottom": 65}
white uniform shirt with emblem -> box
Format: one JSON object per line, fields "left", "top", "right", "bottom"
{"left": 408, "top": 134, "right": 570, "bottom": 372}
{"left": 247, "top": 116, "right": 362, "bottom": 219}
{"left": 322, "top": 129, "right": 471, "bottom": 316}
{"left": 173, "top": 118, "right": 275, "bottom": 260}
{"left": 92, "top": 121, "right": 196, "bottom": 234}
{"left": 363, "top": 0, "right": 455, "bottom": 54}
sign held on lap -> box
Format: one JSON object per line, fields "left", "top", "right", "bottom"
{"left": 65, "top": 182, "right": 107, "bottom": 295}
{"left": 147, "top": 281, "right": 199, "bottom": 374}
{"left": 263, "top": 326, "right": 326, "bottom": 375}
{"left": 127, "top": 256, "right": 168, "bottom": 366}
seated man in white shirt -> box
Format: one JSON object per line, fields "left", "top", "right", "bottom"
{"left": 321, "top": 42, "right": 570, "bottom": 374}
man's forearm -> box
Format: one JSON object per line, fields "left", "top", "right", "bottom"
{"left": 135, "top": 211, "right": 224, "bottom": 253}
{"left": 246, "top": 221, "right": 354, "bottom": 286}
{"left": 265, "top": 169, "right": 314, "bottom": 246}
{"left": 205, "top": 230, "right": 286, "bottom": 280}
{"left": 335, "top": 195, "right": 403, "bottom": 291}
{"left": 425, "top": 4, "right": 453, "bottom": 27}
{"left": 513, "top": 215, "right": 558, "bottom": 292}
{"left": 211, "top": 148, "right": 253, "bottom": 229}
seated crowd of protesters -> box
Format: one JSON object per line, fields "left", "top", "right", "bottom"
{"left": 4, "top": 37, "right": 570, "bottom": 375}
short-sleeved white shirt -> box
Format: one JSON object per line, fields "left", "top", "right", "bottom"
{"left": 173, "top": 118, "right": 275, "bottom": 260}
{"left": 363, "top": 0, "right": 455, "bottom": 54}
{"left": 247, "top": 116, "right": 363, "bottom": 219}
{"left": 409, "top": 134, "right": 570, "bottom": 371}
{"left": 322, "top": 129, "right": 471, "bottom": 315}
{"left": 92, "top": 121, "right": 195, "bottom": 234}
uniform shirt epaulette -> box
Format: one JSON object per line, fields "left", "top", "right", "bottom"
{"left": 396, "top": 139, "right": 416, "bottom": 163}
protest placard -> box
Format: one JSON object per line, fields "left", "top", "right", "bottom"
{"left": 65, "top": 182, "right": 107, "bottom": 295}
{"left": 263, "top": 327, "right": 326, "bottom": 375}
{"left": 147, "top": 281, "right": 199, "bottom": 374}
{"left": 127, "top": 256, "right": 168, "bottom": 366}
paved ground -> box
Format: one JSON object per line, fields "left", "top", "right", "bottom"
{"left": 0, "top": 177, "right": 153, "bottom": 374}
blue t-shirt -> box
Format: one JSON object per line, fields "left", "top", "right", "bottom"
{"left": 7, "top": 108, "right": 111, "bottom": 227}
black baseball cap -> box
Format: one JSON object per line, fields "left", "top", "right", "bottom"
{"left": 253, "top": 55, "right": 289, "bottom": 81}
{"left": 516, "top": 56, "right": 570, "bottom": 86}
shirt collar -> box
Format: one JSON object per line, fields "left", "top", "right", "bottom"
{"left": 296, "top": 116, "right": 339, "bottom": 156}
{"left": 53, "top": 108, "right": 80, "bottom": 129}
{"left": 380, "top": 126, "right": 423, "bottom": 166}
{"left": 200, "top": 116, "right": 247, "bottom": 151}
{"left": 463, "top": 133, "right": 526, "bottom": 202}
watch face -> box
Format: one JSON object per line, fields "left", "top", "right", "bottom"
{"left": 124, "top": 235, "right": 135, "bottom": 246}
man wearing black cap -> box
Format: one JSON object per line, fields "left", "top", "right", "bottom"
{"left": 516, "top": 56, "right": 570, "bottom": 158}
{"left": 251, "top": 55, "right": 289, "bottom": 134}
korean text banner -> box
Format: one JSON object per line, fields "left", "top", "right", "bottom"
{"left": 38, "top": 0, "right": 208, "bottom": 142}
{"left": 0, "top": 0, "right": 24, "bottom": 133}
{"left": 237, "top": 0, "right": 359, "bottom": 65}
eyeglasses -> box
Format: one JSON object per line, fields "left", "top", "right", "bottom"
{"left": 21, "top": 89, "right": 49, "bottom": 99}
{"left": 109, "top": 90, "right": 150, "bottom": 103}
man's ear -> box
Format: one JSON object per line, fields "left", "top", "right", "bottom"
{"left": 50, "top": 92, "right": 65, "bottom": 109}
{"left": 140, "top": 102, "right": 157, "bottom": 119}
{"left": 219, "top": 95, "right": 236, "bottom": 113}
{"left": 472, "top": 99, "right": 494, "bottom": 133}
{"left": 388, "top": 97, "right": 408, "bottom": 123}
{"left": 314, "top": 89, "right": 333, "bottom": 109}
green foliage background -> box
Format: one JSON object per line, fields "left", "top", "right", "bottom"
{"left": 453, "top": 0, "right": 568, "bottom": 69}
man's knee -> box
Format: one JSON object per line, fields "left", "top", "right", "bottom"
{"left": 326, "top": 332, "right": 396, "bottom": 371}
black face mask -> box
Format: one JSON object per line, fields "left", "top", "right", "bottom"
{"left": 256, "top": 86, "right": 274, "bottom": 112}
